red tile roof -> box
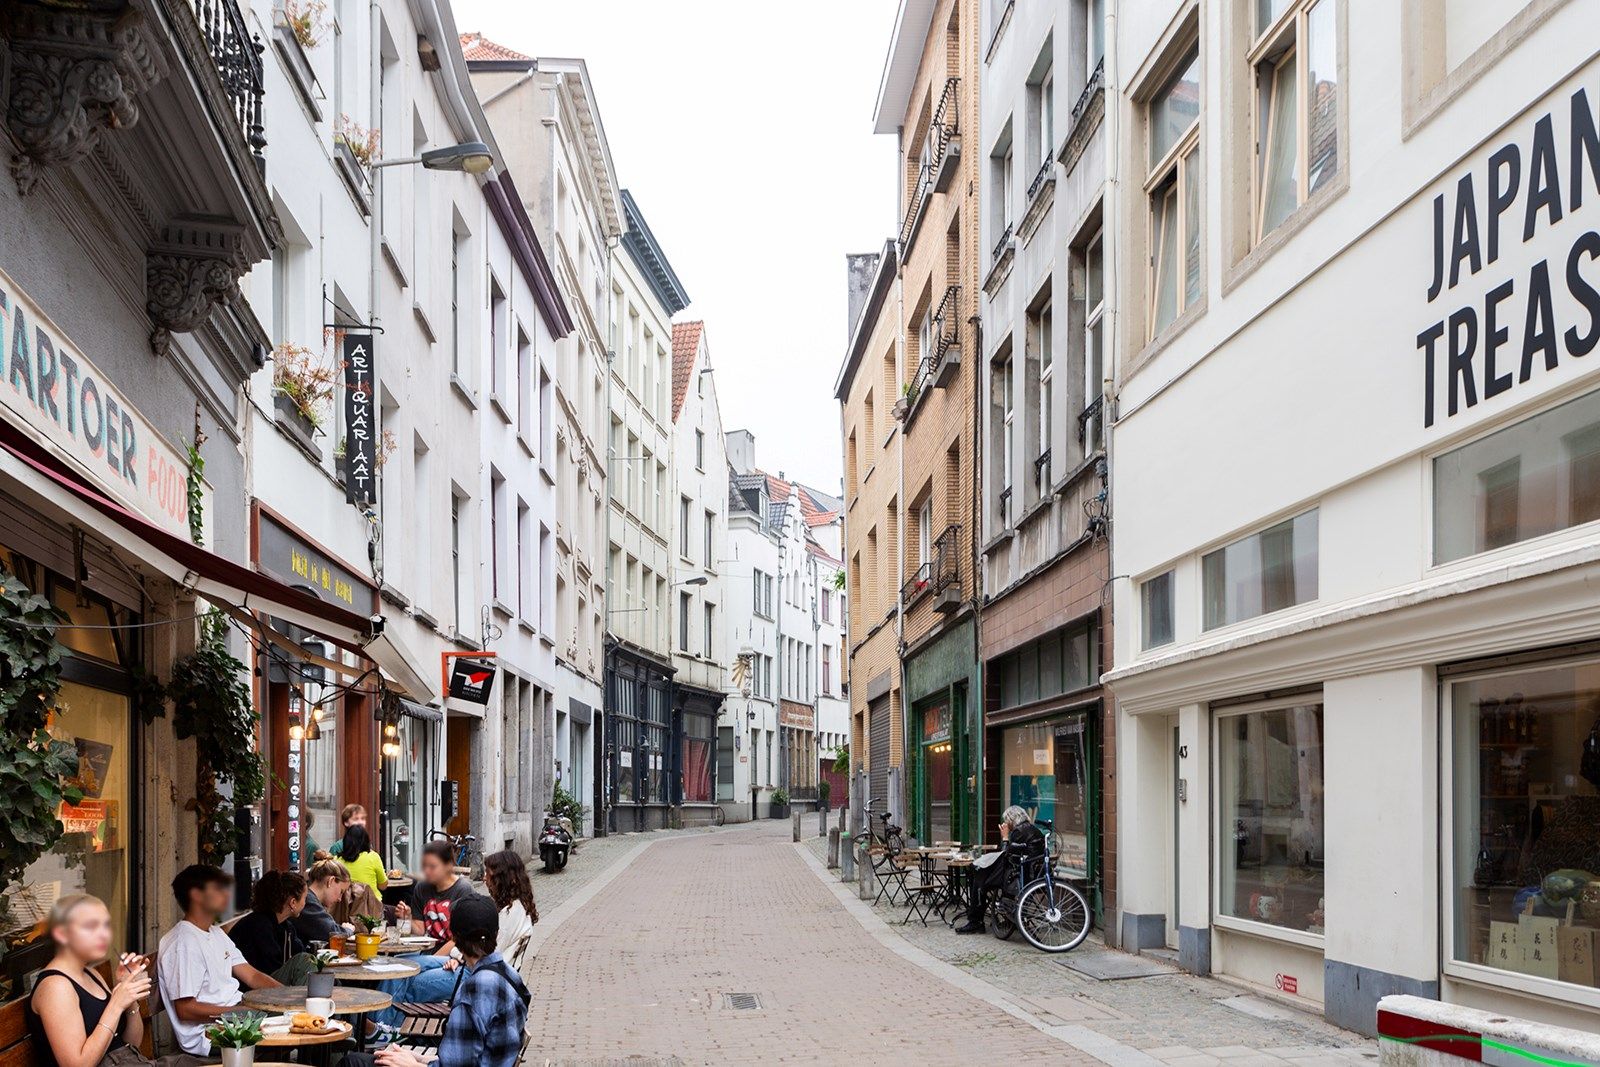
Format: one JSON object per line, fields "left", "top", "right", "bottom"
{"left": 806, "top": 539, "right": 842, "bottom": 566}
{"left": 761, "top": 472, "right": 839, "bottom": 529}
{"left": 459, "top": 32, "right": 530, "bottom": 63}
{"left": 671, "top": 320, "right": 703, "bottom": 423}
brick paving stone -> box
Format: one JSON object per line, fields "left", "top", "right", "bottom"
{"left": 799, "top": 836, "right": 1377, "bottom": 1061}
{"left": 522, "top": 819, "right": 1093, "bottom": 1065}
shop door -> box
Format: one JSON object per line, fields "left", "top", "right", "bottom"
{"left": 920, "top": 700, "right": 954, "bottom": 843}
{"left": 1051, "top": 717, "right": 1093, "bottom": 880}
{"left": 445, "top": 718, "right": 473, "bottom": 837}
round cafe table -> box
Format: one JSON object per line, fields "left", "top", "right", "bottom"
{"left": 325, "top": 956, "right": 421, "bottom": 981}
{"left": 258, "top": 1020, "right": 354, "bottom": 1066}
{"left": 240, "top": 985, "right": 393, "bottom": 1053}
{"left": 378, "top": 938, "right": 440, "bottom": 955}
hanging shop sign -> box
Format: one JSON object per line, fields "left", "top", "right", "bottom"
{"left": 255, "top": 506, "right": 372, "bottom": 612}
{"left": 0, "top": 266, "right": 206, "bottom": 537}
{"left": 343, "top": 332, "right": 376, "bottom": 505}
{"left": 1416, "top": 82, "right": 1600, "bottom": 428}
{"left": 446, "top": 657, "right": 498, "bottom": 704}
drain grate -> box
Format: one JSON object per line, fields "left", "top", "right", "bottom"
{"left": 723, "top": 992, "right": 761, "bottom": 1011}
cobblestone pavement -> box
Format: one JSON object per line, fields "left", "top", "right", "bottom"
{"left": 525, "top": 824, "right": 720, "bottom": 917}
{"left": 522, "top": 818, "right": 1097, "bottom": 1066}
{"left": 799, "top": 832, "right": 1379, "bottom": 1067}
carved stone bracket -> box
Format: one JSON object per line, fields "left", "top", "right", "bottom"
{"left": 2, "top": 2, "right": 166, "bottom": 195}
{"left": 146, "top": 218, "right": 248, "bottom": 357}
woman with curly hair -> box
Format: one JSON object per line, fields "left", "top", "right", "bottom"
{"left": 482, "top": 850, "right": 536, "bottom": 976}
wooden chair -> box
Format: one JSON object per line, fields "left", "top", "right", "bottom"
{"left": 0, "top": 996, "right": 34, "bottom": 1067}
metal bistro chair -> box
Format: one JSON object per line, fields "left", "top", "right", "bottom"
{"left": 902, "top": 854, "right": 949, "bottom": 926}
{"left": 874, "top": 851, "right": 915, "bottom": 908}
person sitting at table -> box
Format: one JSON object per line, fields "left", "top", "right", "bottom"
{"left": 26, "top": 893, "right": 205, "bottom": 1067}
{"left": 293, "top": 859, "right": 354, "bottom": 944}
{"left": 394, "top": 841, "right": 478, "bottom": 959}
{"left": 158, "top": 864, "right": 282, "bottom": 1057}
{"left": 337, "top": 824, "right": 388, "bottom": 896}
{"left": 317, "top": 804, "right": 367, "bottom": 860}
{"left": 229, "top": 870, "right": 317, "bottom": 984}
{"left": 340, "top": 895, "right": 530, "bottom": 1067}
{"left": 955, "top": 805, "right": 1047, "bottom": 934}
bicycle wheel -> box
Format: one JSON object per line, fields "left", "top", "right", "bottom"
{"left": 712, "top": 806, "right": 726, "bottom": 827}
{"left": 989, "top": 900, "right": 1017, "bottom": 940}
{"left": 1016, "top": 878, "right": 1091, "bottom": 953}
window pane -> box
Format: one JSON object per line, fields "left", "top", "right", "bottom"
{"left": 1202, "top": 511, "right": 1319, "bottom": 629}
{"left": 1306, "top": 0, "right": 1339, "bottom": 195}
{"left": 1218, "top": 704, "right": 1325, "bottom": 934}
{"left": 1257, "top": 0, "right": 1291, "bottom": 36}
{"left": 1433, "top": 389, "right": 1600, "bottom": 563}
{"left": 1450, "top": 660, "right": 1600, "bottom": 991}
{"left": 1183, "top": 146, "right": 1202, "bottom": 308}
{"left": 1149, "top": 49, "right": 1200, "bottom": 166}
{"left": 1085, "top": 240, "right": 1103, "bottom": 311}
{"left": 1141, "top": 570, "right": 1175, "bottom": 649}
{"left": 1258, "top": 51, "right": 1300, "bottom": 237}
{"left": 1151, "top": 180, "right": 1180, "bottom": 333}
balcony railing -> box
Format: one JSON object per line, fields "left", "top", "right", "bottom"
{"left": 192, "top": 0, "right": 268, "bottom": 172}
{"left": 1026, "top": 159, "right": 1053, "bottom": 201}
{"left": 1070, "top": 57, "right": 1106, "bottom": 129}
{"left": 901, "top": 561, "right": 934, "bottom": 605}
{"left": 1077, "top": 394, "right": 1104, "bottom": 449}
{"left": 991, "top": 222, "right": 1013, "bottom": 264}
{"left": 898, "top": 77, "right": 961, "bottom": 250}
{"left": 931, "top": 284, "right": 961, "bottom": 367}
{"left": 901, "top": 523, "right": 962, "bottom": 609}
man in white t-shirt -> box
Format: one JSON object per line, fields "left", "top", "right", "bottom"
{"left": 158, "top": 864, "right": 281, "bottom": 1055}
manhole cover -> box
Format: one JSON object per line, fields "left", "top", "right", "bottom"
{"left": 723, "top": 992, "right": 761, "bottom": 1011}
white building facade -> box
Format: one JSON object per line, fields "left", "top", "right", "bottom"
{"left": 466, "top": 43, "right": 619, "bottom": 833}
{"left": 670, "top": 321, "right": 729, "bottom": 826}
{"left": 724, "top": 464, "right": 781, "bottom": 822}
{"left": 1106, "top": 0, "right": 1600, "bottom": 1036}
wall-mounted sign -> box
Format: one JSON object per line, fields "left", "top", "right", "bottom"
{"left": 779, "top": 699, "right": 815, "bottom": 730}
{"left": 343, "top": 332, "right": 376, "bottom": 505}
{"left": 0, "top": 267, "right": 208, "bottom": 536}
{"left": 446, "top": 657, "right": 497, "bottom": 704}
{"left": 1416, "top": 83, "right": 1600, "bottom": 428}
{"left": 255, "top": 508, "right": 370, "bottom": 611}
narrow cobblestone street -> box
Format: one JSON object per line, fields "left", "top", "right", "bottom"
{"left": 520, "top": 821, "right": 1377, "bottom": 1067}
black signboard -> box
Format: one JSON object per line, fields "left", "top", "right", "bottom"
{"left": 343, "top": 332, "right": 376, "bottom": 505}
{"left": 447, "top": 657, "right": 497, "bottom": 704}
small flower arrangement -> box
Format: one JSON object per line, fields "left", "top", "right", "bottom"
{"left": 335, "top": 115, "right": 380, "bottom": 169}
{"left": 280, "top": 0, "right": 327, "bottom": 50}
{"left": 354, "top": 913, "right": 382, "bottom": 934}
{"left": 271, "top": 343, "right": 340, "bottom": 429}
{"left": 311, "top": 949, "right": 340, "bottom": 972}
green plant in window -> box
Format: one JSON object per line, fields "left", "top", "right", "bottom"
{"left": 169, "top": 612, "right": 265, "bottom": 863}
{"left": 0, "top": 572, "right": 82, "bottom": 899}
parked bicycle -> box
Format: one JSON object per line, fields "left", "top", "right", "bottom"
{"left": 850, "top": 800, "right": 906, "bottom": 870}
{"left": 983, "top": 819, "right": 1090, "bottom": 953}
{"left": 428, "top": 827, "right": 478, "bottom": 870}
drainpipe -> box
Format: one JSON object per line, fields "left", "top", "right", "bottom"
{"left": 1101, "top": 0, "right": 1124, "bottom": 942}
{"left": 968, "top": 309, "right": 984, "bottom": 846}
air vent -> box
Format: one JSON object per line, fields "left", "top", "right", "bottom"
{"left": 723, "top": 992, "right": 761, "bottom": 1011}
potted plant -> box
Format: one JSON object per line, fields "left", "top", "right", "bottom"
{"left": 769, "top": 788, "right": 790, "bottom": 820}
{"left": 205, "top": 1011, "right": 265, "bottom": 1067}
{"left": 278, "top": 0, "right": 327, "bottom": 49}
{"left": 306, "top": 949, "right": 339, "bottom": 997}
{"left": 271, "top": 342, "right": 337, "bottom": 440}
{"left": 352, "top": 914, "right": 383, "bottom": 960}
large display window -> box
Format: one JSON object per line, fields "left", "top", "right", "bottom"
{"left": 999, "top": 713, "right": 1094, "bottom": 880}
{"left": 1216, "top": 701, "right": 1325, "bottom": 937}
{"left": 1447, "top": 655, "right": 1600, "bottom": 999}
{"left": 381, "top": 711, "right": 437, "bottom": 873}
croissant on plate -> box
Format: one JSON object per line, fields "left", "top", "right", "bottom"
{"left": 290, "top": 1012, "right": 330, "bottom": 1033}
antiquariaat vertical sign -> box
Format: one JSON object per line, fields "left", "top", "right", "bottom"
{"left": 343, "top": 332, "right": 376, "bottom": 505}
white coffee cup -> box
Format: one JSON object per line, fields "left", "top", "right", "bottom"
{"left": 305, "top": 997, "right": 335, "bottom": 1019}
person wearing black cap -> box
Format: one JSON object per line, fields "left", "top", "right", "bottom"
{"left": 341, "top": 894, "right": 531, "bottom": 1067}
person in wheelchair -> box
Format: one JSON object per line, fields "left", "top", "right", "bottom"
{"left": 956, "top": 805, "right": 1047, "bottom": 934}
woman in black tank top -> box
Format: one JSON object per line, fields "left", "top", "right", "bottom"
{"left": 25, "top": 894, "right": 151, "bottom": 1067}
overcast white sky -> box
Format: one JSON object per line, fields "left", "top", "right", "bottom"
{"left": 455, "top": 0, "right": 900, "bottom": 493}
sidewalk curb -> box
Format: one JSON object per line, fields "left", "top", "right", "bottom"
{"left": 792, "top": 840, "right": 1163, "bottom": 1067}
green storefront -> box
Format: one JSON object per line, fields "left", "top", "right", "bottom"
{"left": 902, "top": 615, "right": 981, "bottom": 846}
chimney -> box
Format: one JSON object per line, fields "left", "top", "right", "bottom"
{"left": 845, "top": 253, "right": 881, "bottom": 339}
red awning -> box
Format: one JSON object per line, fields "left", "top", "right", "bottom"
{"left": 0, "top": 418, "right": 372, "bottom": 648}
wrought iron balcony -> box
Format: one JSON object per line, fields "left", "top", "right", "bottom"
{"left": 1026, "top": 159, "right": 1053, "bottom": 202}
{"left": 901, "top": 561, "right": 934, "bottom": 606}
{"left": 1077, "top": 395, "right": 1105, "bottom": 450}
{"left": 899, "top": 77, "right": 961, "bottom": 251}
{"left": 901, "top": 523, "right": 962, "bottom": 613}
{"left": 1071, "top": 57, "right": 1106, "bottom": 129}
{"left": 991, "top": 222, "right": 1014, "bottom": 264}
{"left": 192, "top": 0, "right": 268, "bottom": 173}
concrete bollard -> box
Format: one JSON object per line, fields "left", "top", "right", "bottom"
{"left": 857, "top": 843, "right": 873, "bottom": 900}
{"left": 837, "top": 805, "right": 847, "bottom": 833}
{"left": 792, "top": 810, "right": 801, "bottom": 842}
{"left": 840, "top": 832, "right": 856, "bottom": 880}
{"left": 827, "top": 827, "right": 840, "bottom": 868}
{"left": 817, "top": 809, "right": 826, "bottom": 837}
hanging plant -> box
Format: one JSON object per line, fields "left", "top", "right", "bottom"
{"left": 272, "top": 342, "right": 339, "bottom": 429}
{"left": 0, "top": 572, "right": 82, "bottom": 898}
{"left": 169, "top": 612, "right": 264, "bottom": 863}
{"left": 280, "top": 0, "right": 328, "bottom": 49}
{"left": 334, "top": 115, "right": 381, "bottom": 169}
{"left": 184, "top": 437, "right": 206, "bottom": 547}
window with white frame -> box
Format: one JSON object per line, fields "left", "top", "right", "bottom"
{"left": 1030, "top": 294, "right": 1053, "bottom": 496}
{"left": 990, "top": 349, "right": 1015, "bottom": 529}
{"left": 917, "top": 499, "right": 933, "bottom": 572}
{"left": 1202, "top": 510, "right": 1319, "bottom": 630}
{"left": 1251, "top": 0, "right": 1340, "bottom": 240}
{"left": 678, "top": 592, "right": 690, "bottom": 652}
{"left": 703, "top": 604, "right": 714, "bottom": 660}
{"left": 695, "top": 429, "right": 706, "bottom": 470}
{"left": 1147, "top": 47, "right": 1201, "bottom": 336}
{"left": 680, "top": 496, "right": 691, "bottom": 557}
{"left": 990, "top": 121, "right": 1014, "bottom": 246}
{"left": 1141, "top": 569, "right": 1174, "bottom": 649}
{"left": 1086, "top": 0, "right": 1105, "bottom": 70}
{"left": 703, "top": 509, "right": 713, "bottom": 565}
{"left": 489, "top": 278, "right": 507, "bottom": 399}
{"left": 1082, "top": 232, "right": 1105, "bottom": 452}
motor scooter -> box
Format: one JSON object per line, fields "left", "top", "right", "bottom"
{"left": 538, "top": 812, "right": 572, "bottom": 873}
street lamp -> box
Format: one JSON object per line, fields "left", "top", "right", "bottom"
{"left": 676, "top": 576, "right": 709, "bottom": 587}
{"left": 374, "top": 141, "right": 495, "bottom": 173}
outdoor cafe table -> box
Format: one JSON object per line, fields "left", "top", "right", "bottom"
{"left": 377, "top": 938, "right": 440, "bottom": 955}
{"left": 325, "top": 956, "right": 422, "bottom": 981}
{"left": 241, "top": 984, "right": 393, "bottom": 1053}
{"left": 258, "top": 1020, "right": 354, "bottom": 1066}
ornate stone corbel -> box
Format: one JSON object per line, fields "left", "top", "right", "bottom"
{"left": 3, "top": 2, "right": 166, "bottom": 194}
{"left": 146, "top": 218, "right": 248, "bottom": 356}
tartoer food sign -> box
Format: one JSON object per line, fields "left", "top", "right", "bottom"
{"left": 0, "top": 266, "right": 205, "bottom": 536}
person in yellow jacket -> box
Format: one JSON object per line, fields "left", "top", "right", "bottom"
{"left": 337, "top": 825, "right": 388, "bottom": 895}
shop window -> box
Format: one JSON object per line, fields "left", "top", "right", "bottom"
{"left": 300, "top": 689, "right": 339, "bottom": 862}
{"left": 1434, "top": 389, "right": 1600, "bottom": 564}
{"left": 1141, "top": 570, "right": 1176, "bottom": 650}
{"left": 1201, "top": 510, "right": 1319, "bottom": 630}
{"left": 1217, "top": 702, "right": 1325, "bottom": 935}
{"left": 382, "top": 712, "right": 435, "bottom": 873}
{"left": 1449, "top": 657, "right": 1600, "bottom": 993}
{"left": 995, "top": 619, "right": 1098, "bottom": 711}
{"left": 1001, "top": 716, "right": 1093, "bottom": 878}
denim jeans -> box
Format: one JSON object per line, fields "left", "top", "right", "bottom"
{"left": 375, "top": 953, "right": 458, "bottom": 1027}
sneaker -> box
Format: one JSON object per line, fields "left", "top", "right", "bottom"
{"left": 954, "top": 922, "right": 985, "bottom": 934}
{"left": 368, "top": 1023, "right": 401, "bottom": 1048}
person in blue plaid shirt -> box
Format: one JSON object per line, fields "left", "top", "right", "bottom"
{"left": 341, "top": 894, "right": 530, "bottom": 1067}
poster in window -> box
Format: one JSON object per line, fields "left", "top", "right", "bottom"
{"left": 69, "top": 738, "right": 114, "bottom": 799}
